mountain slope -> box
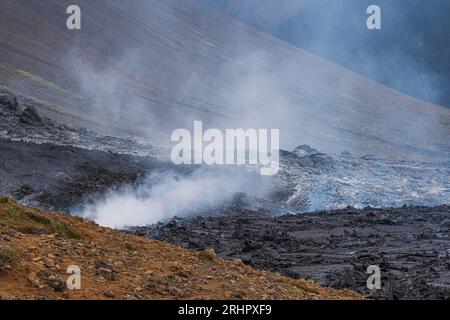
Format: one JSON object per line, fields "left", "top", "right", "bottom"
{"left": 0, "top": 197, "right": 360, "bottom": 300}
{"left": 0, "top": 0, "right": 449, "bottom": 159}
{"left": 200, "top": 0, "right": 450, "bottom": 108}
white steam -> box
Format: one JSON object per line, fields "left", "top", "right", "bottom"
{"left": 63, "top": 1, "right": 449, "bottom": 229}
{"left": 80, "top": 167, "right": 270, "bottom": 228}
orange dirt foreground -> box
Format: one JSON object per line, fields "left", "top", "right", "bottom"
{"left": 0, "top": 197, "right": 361, "bottom": 300}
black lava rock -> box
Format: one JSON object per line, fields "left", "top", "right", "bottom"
{"left": 19, "top": 106, "right": 43, "bottom": 126}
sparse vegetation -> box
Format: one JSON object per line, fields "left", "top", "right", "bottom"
{"left": 13, "top": 69, "right": 71, "bottom": 95}
{"left": 0, "top": 197, "right": 81, "bottom": 239}
{"left": 50, "top": 221, "right": 82, "bottom": 240}
{"left": 0, "top": 64, "right": 112, "bottom": 129}
{"left": 0, "top": 248, "right": 16, "bottom": 273}
{"left": 0, "top": 199, "right": 360, "bottom": 300}
{"left": 124, "top": 242, "right": 135, "bottom": 251}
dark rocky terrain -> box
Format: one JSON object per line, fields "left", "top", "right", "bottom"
{"left": 0, "top": 89, "right": 164, "bottom": 158}
{"left": 1, "top": 91, "right": 449, "bottom": 300}
{"left": 1, "top": 0, "right": 449, "bottom": 302}
{"left": 130, "top": 204, "right": 450, "bottom": 300}
{"left": 1, "top": 197, "right": 361, "bottom": 300}
{"left": 2, "top": 90, "right": 448, "bottom": 215}
{"left": 0, "top": 138, "right": 152, "bottom": 212}
{"left": 0, "top": 91, "right": 182, "bottom": 212}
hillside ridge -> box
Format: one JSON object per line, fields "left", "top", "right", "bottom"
{"left": 0, "top": 197, "right": 361, "bottom": 300}
{"left": 0, "top": 0, "right": 449, "bottom": 159}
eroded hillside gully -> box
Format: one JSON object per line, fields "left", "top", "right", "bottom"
{"left": 1, "top": 92, "right": 450, "bottom": 299}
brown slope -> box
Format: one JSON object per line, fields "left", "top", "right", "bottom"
{"left": 0, "top": 197, "right": 361, "bottom": 300}
{"left": 0, "top": 0, "right": 449, "bottom": 159}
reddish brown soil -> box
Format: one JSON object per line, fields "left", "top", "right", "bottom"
{"left": 0, "top": 197, "right": 360, "bottom": 300}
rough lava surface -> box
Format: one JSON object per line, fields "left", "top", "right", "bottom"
{"left": 1, "top": 93, "right": 449, "bottom": 299}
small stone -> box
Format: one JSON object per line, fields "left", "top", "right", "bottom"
{"left": 45, "top": 259, "right": 55, "bottom": 268}
{"left": 199, "top": 248, "right": 216, "bottom": 262}
{"left": 27, "top": 273, "right": 41, "bottom": 288}
{"left": 97, "top": 267, "right": 115, "bottom": 281}
{"left": 232, "top": 258, "right": 243, "bottom": 266}
{"left": 48, "top": 278, "right": 65, "bottom": 292}
{"left": 104, "top": 291, "right": 115, "bottom": 298}
{"left": 5, "top": 228, "right": 17, "bottom": 237}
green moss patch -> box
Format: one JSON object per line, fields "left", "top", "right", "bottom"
{"left": 0, "top": 197, "right": 81, "bottom": 239}
{"left": 0, "top": 248, "right": 16, "bottom": 273}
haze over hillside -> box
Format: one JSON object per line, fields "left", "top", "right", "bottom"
{"left": 0, "top": 0, "right": 449, "bottom": 160}
{"left": 200, "top": 0, "right": 450, "bottom": 109}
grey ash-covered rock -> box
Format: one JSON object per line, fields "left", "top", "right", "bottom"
{"left": 275, "top": 145, "right": 450, "bottom": 213}
{"left": 0, "top": 91, "right": 173, "bottom": 212}
{"left": 0, "top": 93, "right": 19, "bottom": 111}
{"left": 0, "top": 90, "right": 161, "bottom": 158}
{"left": 1, "top": 92, "right": 44, "bottom": 127}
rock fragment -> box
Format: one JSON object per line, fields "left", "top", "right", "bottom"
{"left": 19, "top": 106, "right": 43, "bottom": 126}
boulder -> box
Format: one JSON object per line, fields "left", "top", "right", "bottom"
{"left": 0, "top": 94, "right": 19, "bottom": 111}
{"left": 19, "top": 106, "right": 43, "bottom": 126}
{"left": 294, "top": 145, "right": 320, "bottom": 158}
{"left": 441, "top": 219, "right": 450, "bottom": 228}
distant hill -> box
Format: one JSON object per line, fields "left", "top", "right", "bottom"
{"left": 200, "top": 0, "right": 450, "bottom": 108}
{"left": 0, "top": 0, "right": 449, "bottom": 160}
